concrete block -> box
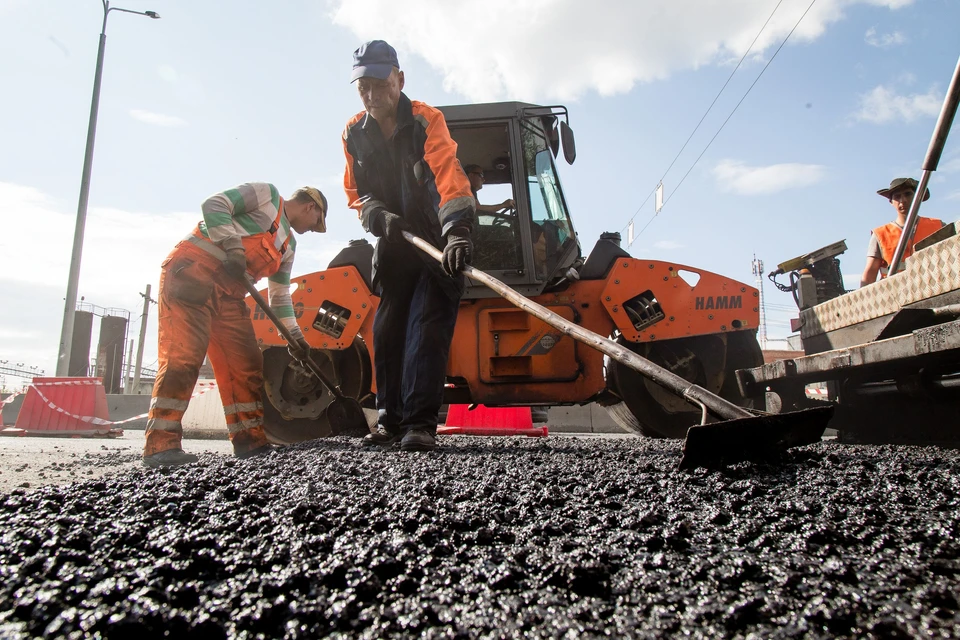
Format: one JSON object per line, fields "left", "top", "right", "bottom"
{"left": 2, "top": 393, "right": 24, "bottom": 426}
{"left": 545, "top": 404, "right": 629, "bottom": 434}
{"left": 183, "top": 380, "right": 227, "bottom": 437}
{"left": 105, "top": 395, "right": 150, "bottom": 430}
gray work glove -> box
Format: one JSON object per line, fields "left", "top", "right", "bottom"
{"left": 287, "top": 336, "right": 311, "bottom": 362}
{"left": 442, "top": 227, "right": 473, "bottom": 276}
{"left": 372, "top": 210, "right": 409, "bottom": 243}
{"left": 223, "top": 248, "right": 247, "bottom": 280}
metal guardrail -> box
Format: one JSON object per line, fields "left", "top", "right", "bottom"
{"left": 0, "top": 365, "right": 45, "bottom": 379}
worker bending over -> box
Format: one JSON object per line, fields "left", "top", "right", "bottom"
{"left": 343, "top": 40, "right": 476, "bottom": 451}
{"left": 143, "top": 183, "right": 327, "bottom": 468}
{"left": 860, "top": 177, "right": 943, "bottom": 287}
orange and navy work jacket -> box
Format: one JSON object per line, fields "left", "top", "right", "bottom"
{"left": 873, "top": 217, "right": 944, "bottom": 278}
{"left": 342, "top": 92, "right": 475, "bottom": 295}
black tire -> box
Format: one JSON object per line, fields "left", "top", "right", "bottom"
{"left": 262, "top": 390, "right": 334, "bottom": 445}
{"left": 261, "top": 339, "right": 373, "bottom": 445}
{"left": 603, "top": 331, "right": 763, "bottom": 439}
{"left": 717, "top": 330, "right": 764, "bottom": 410}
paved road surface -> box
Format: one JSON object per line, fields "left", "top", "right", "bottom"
{"left": 0, "top": 432, "right": 234, "bottom": 493}
{"left": 0, "top": 430, "right": 633, "bottom": 493}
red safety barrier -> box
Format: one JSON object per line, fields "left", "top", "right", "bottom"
{"left": 8, "top": 377, "right": 121, "bottom": 438}
{"left": 438, "top": 425, "right": 549, "bottom": 437}
{"left": 441, "top": 404, "right": 547, "bottom": 437}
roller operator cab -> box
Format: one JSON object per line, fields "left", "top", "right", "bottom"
{"left": 438, "top": 103, "right": 581, "bottom": 297}
{"left": 249, "top": 102, "right": 764, "bottom": 444}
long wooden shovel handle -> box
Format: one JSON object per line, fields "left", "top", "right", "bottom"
{"left": 403, "top": 230, "right": 752, "bottom": 421}
{"left": 243, "top": 279, "right": 348, "bottom": 401}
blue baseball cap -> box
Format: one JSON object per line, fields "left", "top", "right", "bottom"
{"left": 351, "top": 40, "right": 400, "bottom": 83}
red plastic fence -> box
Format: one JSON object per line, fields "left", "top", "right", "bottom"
{"left": 10, "top": 377, "right": 120, "bottom": 437}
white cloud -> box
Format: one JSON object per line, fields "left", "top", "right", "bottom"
{"left": 939, "top": 155, "right": 960, "bottom": 174}
{"left": 0, "top": 0, "right": 29, "bottom": 16}
{"left": 944, "top": 189, "right": 960, "bottom": 202}
{"left": 0, "top": 328, "right": 38, "bottom": 340}
{"left": 0, "top": 183, "right": 197, "bottom": 378}
{"left": 712, "top": 160, "right": 826, "bottom": 195}
{"left": 864, "top": 26, "right": 906, "bottom": 47}
{"left": 0, "top": 182, "right": 198, "bottom": 296}
{"left": 897, "top": 71, "right": 917, "bottom": 85}
{"left": 331, "top": 0, "right": 916, "bottom": 101}
{"left": 0, "top": 182, "right": 356, "bottom": 379}
{"left": 863, "top": 0, "right": 914, "bottom": 8}
{"left": 851, "top": 85, "right": 942, "bottom": 124}
{"left": 654, "top": 240, "right": 684, "bottom": 250}
{"left": 129, "top": 109, "right": 186, "bottom": 127}
{"left": 158, "top": 65, "right": 179, "bottom": 83}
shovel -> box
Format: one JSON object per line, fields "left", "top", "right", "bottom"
{"left": 402, "top": 230, "right": 833, "bottom": 469}
{"left": 244, "top": 280, "right": 370, "bottom": 437}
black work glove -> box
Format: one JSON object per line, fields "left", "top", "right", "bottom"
{"left": 441, "top": 227, "right": 473, "bottom": 276}
{"left": 373, "top": 210, "right": 409, "bottom": 243}
{"left": 287, "top": 336, "right": 311, "bottom": 362}
{"left": 223, "top": 248, "right": 247, "bottom": 280}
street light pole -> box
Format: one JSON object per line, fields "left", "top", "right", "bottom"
{"left": 56, "top": 1, "right": 160, "bottom": 376}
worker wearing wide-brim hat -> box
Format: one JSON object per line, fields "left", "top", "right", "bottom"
{"left": 143, "top": 184, "right": 328, "bottom": 468}
{"left": 860, "top": 177, "right": 943, "bottom": 287}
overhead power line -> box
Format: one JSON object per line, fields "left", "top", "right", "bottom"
{"left": 625, "top": 0, "right": 818, "bottom": 243}
{"left": 622, "top": 0, "right": 785, "bottom": 239}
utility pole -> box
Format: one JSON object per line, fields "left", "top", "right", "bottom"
{"left": 132, "top": 284, "right": 156, "bottom": 393}
{"left": 751, "top": 255, "right": 768, "bottom": 350}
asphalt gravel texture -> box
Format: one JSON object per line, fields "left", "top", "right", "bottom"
{"left": 1, "top": 436, "right": 959, "bottom": 638}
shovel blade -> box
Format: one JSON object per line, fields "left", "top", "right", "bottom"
{"left": 326, "top": 398, "right": 372, "bottom": 437}
{"left": 678, "top": 405, "right": 835, "bottom": 470}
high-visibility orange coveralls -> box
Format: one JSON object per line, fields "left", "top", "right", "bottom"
{"left": 144, "top": 183, "right": 304, "bottom": 457}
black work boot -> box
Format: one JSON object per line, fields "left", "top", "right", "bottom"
{"left": 400, "top": 428, "right": 437, "bottom": 452}
{"left": 362, "top": 425, "right": 403, "bottom": 448}
{"left": 142, "top": 449, "right": 199, "bottom": 468}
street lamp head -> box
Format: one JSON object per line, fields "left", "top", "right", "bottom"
{"left": 145, "top": 10, "right": 160, "bottom": 18}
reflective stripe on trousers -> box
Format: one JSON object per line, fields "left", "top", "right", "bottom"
{"left": 144, "top": 240, "right": 269, "bottom": 457}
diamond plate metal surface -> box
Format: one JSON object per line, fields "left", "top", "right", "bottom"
{"left": 801, "top": 232, "right": 960, "bottom": 338}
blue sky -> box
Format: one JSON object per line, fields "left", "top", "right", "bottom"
{"left": 1, "top": 0, "right": 958, "bottom": 389}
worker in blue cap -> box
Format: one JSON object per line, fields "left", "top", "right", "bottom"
{"left": 341, "top": 40, "right": 476, "bottom": 451}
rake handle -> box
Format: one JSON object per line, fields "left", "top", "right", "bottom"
{"left": 243, "top": 279, "right": 348, "bottom": 401}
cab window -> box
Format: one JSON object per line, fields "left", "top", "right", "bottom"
{"left": 521, "top": 119, "right": 575, "bottom": 280}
